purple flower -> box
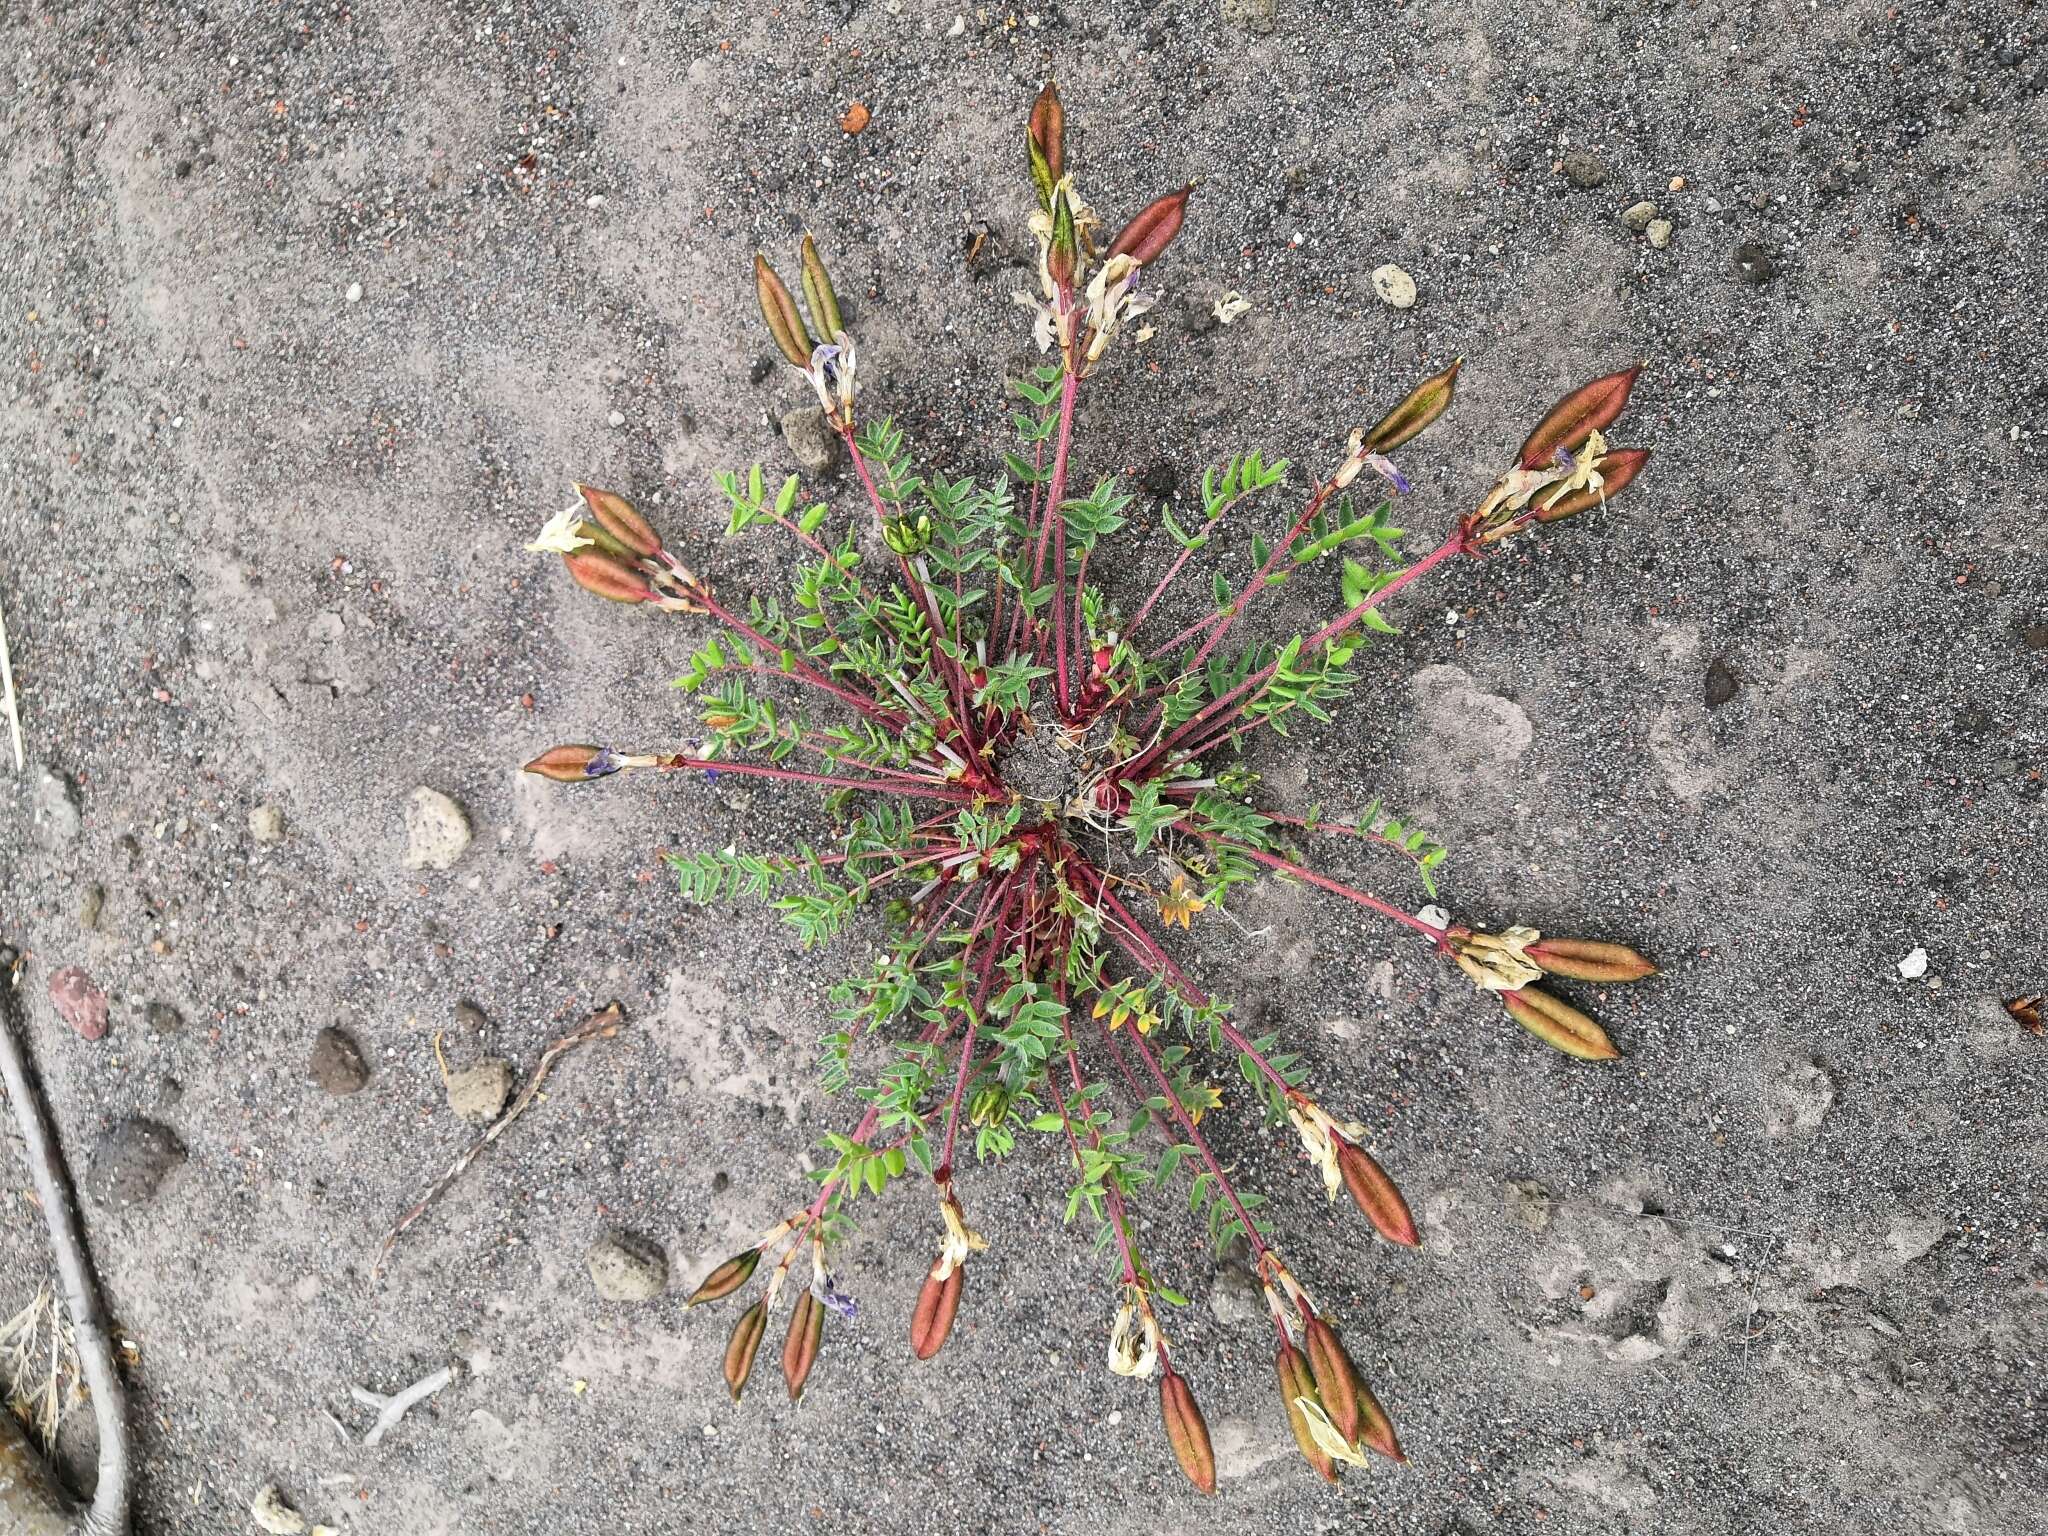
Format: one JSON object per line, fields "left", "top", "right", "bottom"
{"left": 818, "top": 1275, "right": 859, "bottom": 1321}
{"left": 1365, "top": 451, "right": 1410, "bottom": 495}
{"left": 583, "top": 746, "right": 624, "bottom": 778}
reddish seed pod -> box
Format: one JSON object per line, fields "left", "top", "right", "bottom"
{"left": 1028, "top": 81, "right": 1064, "bottom": 200}
{"left": 1158, "top": 1368, "right": 1217, "bottom": 1495}
{"left": 1335, "top": 1141, "right": 1420, "bottom": 1248}
{"left": 574, "top": 483, "right": 661, "bottom": 557}
{"left": 1518, "top": 365, "right": 1642, "bottom": 469}
{"left": 1356, "top": 1375, "right": 1405, "bottom": 1464}
{"left": 722, "top": 1301, "right": 768, "bottom": 1401}
{"left": 755, "top": 252, "right": 815, "bottom": 367}
{"left": 1533, "top": 448, "right": 1650, "bottom": 523}
{"left": 562, "top": 549, "right": 653, "bottom": 604}
{"left": 1106, "top": 185, "right": 1194, "bottom": 267}
{"left": 522, "top": 744, "right": 602, "bottom": 783}
{"left": 1276, "top": 1340, "right": 1337, "bottom": 1482}
{"left": 686, "top": 1247, "right": 762, "bottom": 1307}
{"left": 1524, "top": 934, "right": 1658, "bottom": 982}
{"left": 781, "top": 1289, "right": 824, "bottom": 1402}
{"left": 910, "top": 1266, "right": 963, "bottom": 1360}
{"left": 1302, "top": 1315, "right": 1364, "bottom": 1446}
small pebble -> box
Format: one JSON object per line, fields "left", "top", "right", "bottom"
{"left": 447, "top": 1058, "right": 513, "bottom": 1121}
{"left": 779, "top": 405, "right": 841, "bottom": 476}
{"left": 31, "top": 765, "right": 82, "bottom": 849}
{"left": 1646, "top": 218, "right": 1674, "bottom": 250}
{"left": 947, "top": 13, "right": 965, "bottom": 36}
{"left": 1620, "top": 200, "right": 1658, "bottom": 231}
{"left": 146, "top": 1001, "right": 184, "bottom": 1035}
{"left": 249, "top": 803, "right": 285, "bottom": 844}
{"left": 1896, "top": 947, "right": 1929, "bottom": 981}
{"left": 608, "top": 410, "right": 626, "bottom": 427}
{"left": 89, "top": 1117, "right": 186, "bottom": 1208}
{"left": 1668, "top": 175, "right": 1688, "bottom": 192}
{"left": 1371, "top": 263, "right": 1417, "bottom": 310}
{"left": 453, "top": 999, "right": 491, "bottom": 1036}
{"left": 345, "top": 281, "right": 363, "bottom": 304}
{"left": 310, "top": 1027, "right": 370, "bottom": 1094}
{"left": 587, "top": 1231, "right": 670, "bottom": 1303}
{"left": 48, "top": 966, "right": 109, "bottom": 1041}
{"left": 403, "top": 787, "right": 472, "bottom": 871}
{"left": 78, "top": 884, "right": 105, "bottom": 930}
{"left": 1561, "top": 147, "right": 1609, "bottom": 189}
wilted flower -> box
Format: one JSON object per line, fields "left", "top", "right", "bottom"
{"left": 797, "top": 336, "right": 859, "bottom": 431}
{"left": 1450, "top": 925, "right": 1545, "bottom": 992}
{"left": 933, "top": 1188, "right": 988, "bottom": 1282}
{"left": 1285, "top": 1095, "right": 1371, "bottom": 1201}
{"left": 1106, "top": 1286, "right": 1162, "bottom": 1378}
{"left": 1156, "top": 872, "right": 1207, "bottom": 930}
{"left": 525, "top": 506, "right": 594, "bottom": 556}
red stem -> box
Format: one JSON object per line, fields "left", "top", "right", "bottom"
{"left": 656, "top": 754, "right": 971, "bottom": 802}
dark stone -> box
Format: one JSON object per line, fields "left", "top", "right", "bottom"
{"left": 309, "top": 1025, "right": 369, "bottom": 1095}
{"left": 1705, "top": 658, "right": 1740, "bottom": 710}
{"left": 2018, "top": 618, "right": 2048, "bottom": 652}
{"left": 748, "top": 354, "right": 774, "bottom": 385}
{"left": 1561, "top": 147, "right": 1610, "bottom": 189}
{"left": 146, "top": 1001, "right": 184, "bottom": 1034}
{"left": 89, "top": 1117, "right": 186, "bottom": 1208}
{"left": 1733, "top": 242, "right": 1777, "bottom": 285}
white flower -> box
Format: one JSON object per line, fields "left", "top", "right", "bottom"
{"left": 1081, "top": 253, "right": 1154, "bottom": 364}
{"left": 1451, "top": 925, "right": 1546, "bottom": 993}
{"left": 525, "top": 505, "right": 593, "bottom": 556}
{"left": 1287, "top": 1097, "right": 1372, "bottom": 1201}
{"left": 794, "top": 334, "right": 859, "bottom": 428}
{"left": 1106, "top": 1289, "right": 1161, "bottom": 1378}
{"left": 932, "top": 1192, "right": 988, "bottom": 1281}
{"left": 1013, "top": 289, "right": 1060, "bottom": 353}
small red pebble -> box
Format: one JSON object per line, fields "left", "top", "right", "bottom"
{"left": 48, "top": 966, "right": 109, "bottom": 1041}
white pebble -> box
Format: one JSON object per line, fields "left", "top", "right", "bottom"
{"left": 1896, "top": 946, "right": 1929, "bottom": 980}
{"left": 585, "top": 194, "right": 606, "bottom": 208}
{"left": 948, "top": 13, "right": 966, "bottom": 35}
{"left": 1371, "top": 263, "right": 1417, "bottom": 310}
{"left": 345, "top": 281, "right": 363, "bottom": 304}
{"left": 608, "top": 410, "right": 626, "bottom": 427}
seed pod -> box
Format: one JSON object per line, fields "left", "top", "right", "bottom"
{"left": 723, "top": 1301, "right": 768, "bottom": 1401}
{"left": 1525, "top": 935, "right": 1658, "bottom": 983}
{"left": 1107, "top": 185, "right": 1194, "bottom": 267}
{"left": 522, "top": 744, "right": 601, "bottom": 783}
{"left": 1501, "top": 985, "right": 1621, "bottom": 1060}
{"left": 1277, "top": 1340, "right": 1337, "bottom": 1482}
{"left": 755, "top": 252, "right": 815, "bottom": 367}
{"left": 687, "top": 1247, "right": 762, "bottom": 1307}
{"left": 1302, "top": 1315, "right": 1364, "bottom": 1446}
{"left": 1518, "top": 365, "right": 1641, "bottom": 469}
{"left": 1533, "top": 448, "right": 1650, "bottom": 522}
{"left": 799, "top": 234, "right": 844, "bottom": 343}
{"left": 1335, "top": 1141, "right": 1420, "bottom": 1248}
{"left": 562, "top": 549, "right": 653, "bottom": 604}
{"left": 1047, "top": 185, "right": 1078, "bottom": 288}
{"left": 1355, "top": 1376, "right": 1405, "bottom": 1463}
{"left": 1158, "top": 1368, "right": 1217, "bottom": 1495}
{"left": 1028, "top": 82, "right": 1064, "bottom": 205}
{"left": 1363, "top": 358, "right": 1462, "bottom": 455}
{"left": 910, "top": 1265, "right": 963, "bottom": 1360}
{"left": 574, "top": 483, "right": 661, "bottom": 557}
{"left": 781, "top": 1289, "right": 824, "bottom": 1402}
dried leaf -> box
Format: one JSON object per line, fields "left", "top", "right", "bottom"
{"left": 2006, "top": 995, "right": 2043, "bottom": 1035}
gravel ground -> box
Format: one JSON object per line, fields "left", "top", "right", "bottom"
{"left": 3, "top": 2, "right": 2045, "bottom": 1533}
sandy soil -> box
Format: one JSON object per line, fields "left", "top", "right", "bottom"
{"left": 2, "top": 2, "right": 2044, "bottom": 1532}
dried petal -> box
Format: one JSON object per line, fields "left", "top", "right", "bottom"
{"left": 1335, "top": 1141, "right": 1420, "bottom": 1248}
{"left": 1028, "top": 82, "right": 1064, "bottom": 203}
{"left": 687, "top": 1247, "right": 762, "bottom": 1307}
{"left": 781, "top": 1289, "right": 824, "bottom": 1401}
{"left": 1534, "top": 448, "right": 1650, "bottom": 522}
{"left": 1158, "top": 1368, "right": 1217, "bottom": 1495}
{"left": 1107, "top": 185, "right": 1194, "bottom": 267}
{"left": 910, "top": 1265, "right": 963, "bottom": 1360}
{"left": 1302, "top": 1315, "right": 1363, "bottom": 1445}
{"left": 1519, "top": 366, "right": 1641, "bottom": 469}
{"left": 1295, "top": 1396, "right": 1370, "bottom": 1468}
{"left": 562, "top": 549, "right": 653, "bottom": 604}
{"left": 1525, "top": 935, "right": 1658, "bottom": 983}
{"left": 799, "top": 234, "right": 844, "bottom": 343}
{"left": 1277, "top": 1341, "right": 1336, "bottom": 1482}
{"left": 722, "top": 1300, "right": 768, "bottom": 1400}
{"left": 1363, "top": 358, "right": 1462, "bottom": 455}
{"left": 755, "top": 252, "right": 815, "bottom": 367}
{"left": 574, "top": 483, "right": 661, "bottom": 557}
{"left": 1502, "top": 985, "right": 1621, "bottom": 1060}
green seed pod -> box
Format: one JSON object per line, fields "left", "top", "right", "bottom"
{"left": 574, "top": 483, "right": 662, "bottom": 557}
{"left": 1501, "top": 985, "right": 1621, "bottom": 1060}
{"left": 1027, "top": 82, "right": 1064, "bottom": 206}
{"left": 799, "top": 234, "right": 844, "bottom": 342}
{"left": 1363, "top": 358, "right": 1462, "bottom": 455}
{"left": 755, "top": 253, "right": 815, "bottom": 367}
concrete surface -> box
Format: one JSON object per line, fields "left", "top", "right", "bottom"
{"left": 2, "top": 2, "right": 2044, "bottom": 1533}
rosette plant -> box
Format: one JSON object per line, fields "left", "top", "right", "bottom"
{"left": 523, "top": 84, "right": 1654, "bottom": 1492}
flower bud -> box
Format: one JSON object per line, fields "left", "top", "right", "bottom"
{"left": 1518, "top": 365, "right": 1641, "bottom": 470}
{"left": 799, "top": 233, "right": 844, "bottom": 342}
{"left": 1525, "top": 935, "right": 1657, "bottom": 983}
{"left": 687, "top": 1247, "right": 762, "bottom": 1307}
{"left": 722, "top": 1300, "right": 768, "bottom": 1400}
{"left": 1107, "top": 185, "right": 1193, "bottom": 267}
{"left": 755, "top": 252, "right": 815, "bottom": 367}
{"left": 910, "top": 1265, "right": 963, "bottom": 1360}
{"left": 1363, "top": 358, "right": 1462, "bottom": 455}
{"left": 563, "top": 549, "right": 654, "bottom": 604}
{"left": 1302, "top": 1315, "right": 1364, "bottom": 1446}
{"left": 1027, "top": 82, "right": 1064, "bottom": 206}
{"left": 1158, "top": 1367, "right": 1217, "bottom": 1495}
{"left": 1334, "top": 1141, "right": 1420, "bottom": 1248}
{"left": 574, "top": 483, "right": 661, "bottom": 557}
{"left": 781, "top": 1288, "right": 824, "bottom": 1402}
{"left": 1276, "top": 1340, "right": 1337, "bottom": 1482}
{"left": 1047, "top": 184, "right": 1079, "bottom": 289}
{"left": 1501, "top": 985, "right": 1621, "bottom": 1061}
{"left": 1532, "top": 448, "right": 1649, "bottom": 522}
